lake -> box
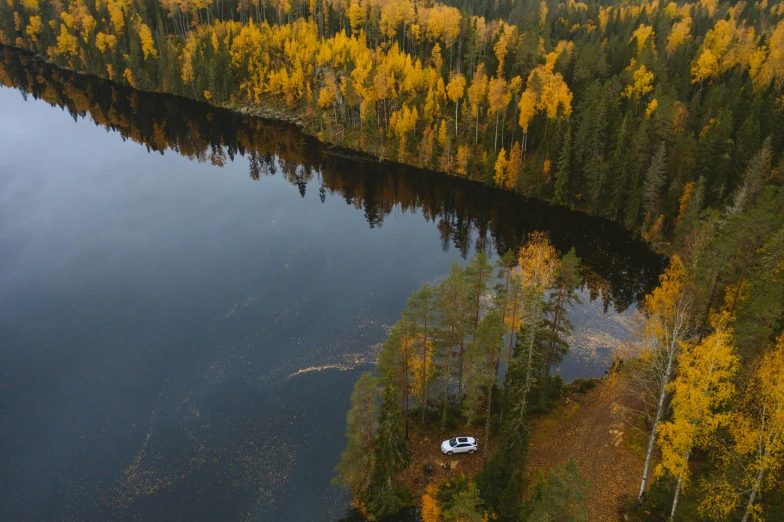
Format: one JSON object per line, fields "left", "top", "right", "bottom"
{"left": 0, "top": 47, "right": 663, "bottom": 521}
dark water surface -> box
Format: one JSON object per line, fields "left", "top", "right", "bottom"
{"left": 0, "top": 47, "right": 663, "bottom": 521}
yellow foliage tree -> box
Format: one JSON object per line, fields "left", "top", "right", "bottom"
{"left": 635, "top": 255, "right": 694, "bottom": 503}
{"left": 667, "top": 16, "right": 692, "bottom": 56}
{"left": 467, "top": 63, "right": 488, "bottom": 144}
{"left": 493, "top": 147, "right": 507, "bottom": 187}
{"left": 622, "top": 62, "right": 654, "bottom": 105}
{"left": 656, "top": 312, "right": 739, "bottom": 520}
{"left": 421, "top": 483, "right": 442, "bottom": 522}
{"left": 631, "top": 24, "right": 654, "bottom": 54}
{"left": 446, "top": 72, "right": 465, "bottom": 135}
{"left": 455, "top": 144, "right": 470, "bottom": 176}
{"left": 729, "top": 334, "right": 784, "bottom": 522}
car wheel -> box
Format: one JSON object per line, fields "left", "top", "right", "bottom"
{"left": 469, "top": 449, "right": 476, "bottom": 455}
{"left": 447, "top": 451, "right": 453, "bottom": 456}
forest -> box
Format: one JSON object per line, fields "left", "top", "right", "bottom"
{"left": 334, "top": 176, "right": 784, "bottom": 521}
{"left": 2, "top": 0, "right": 784, "bottom": 240}
{"left": 2, "top": 0, "right": 783, "bottom": 519}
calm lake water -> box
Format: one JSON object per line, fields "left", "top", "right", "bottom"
{"left": 0, "top": 47, "right": 663, "bottom": 521}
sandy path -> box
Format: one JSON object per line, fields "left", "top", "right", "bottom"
{"left": 526, "top": 374, "right": 644, "bottom": 521}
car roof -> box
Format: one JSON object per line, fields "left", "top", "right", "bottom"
{"left": 456, "top": 436, "right": 475, "bottom": 443}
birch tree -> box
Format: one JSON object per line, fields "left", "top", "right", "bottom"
{"left": 655, "top": 312, "right": 738, "bottom": 521}
{"left": 635, "top": 255, "right": 694, "bottom": 503}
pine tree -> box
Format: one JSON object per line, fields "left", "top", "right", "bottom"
{"left": 552, "top": 120, "right": 571, "bottom": 206}
{"left": 333, "top": 372, "right": 379, "bottom": 507}
{"left": 642, "top": 141, "right": 668, "bottom": 231}
{"left": 522, "top": 457, "right": 589, "bottom": 522}
{"left": 367, "top": 384, "right": 411, "bottom": 520}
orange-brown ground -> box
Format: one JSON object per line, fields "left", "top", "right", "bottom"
{"left": 397, "top": 426, "right": 495, "bottom": 498}
{"left": 526, "top": 372, "right": 645, "bottom": 521}
{"left": 396, "top": 372, "right": 645, "bottom": 519}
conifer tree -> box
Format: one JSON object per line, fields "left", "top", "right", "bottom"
{"left": 333, "top": 372, "right": 379, "bottom": 508}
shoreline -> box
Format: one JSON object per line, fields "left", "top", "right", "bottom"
{"left": 2, "top": 44, "right": 588, "bottom": 218}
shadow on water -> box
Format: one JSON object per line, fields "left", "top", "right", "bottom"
{"left": 0, "top": 45, "right": 663, "bottom": 313}
{"left": 0, "top": 45, "right": 665, "bottom": 522}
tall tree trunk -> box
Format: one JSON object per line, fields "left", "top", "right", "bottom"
{"left": 457, "top": 336, "right": 465, "bottom": 400}
{"left": 403, "top": 323, "right": 410, "bottom": 440}
{"left": 421, "top": 314, "right": 428, "bottom": 429}
{"left": 670, "top": 475, "right": 684, "bottom": 522}
{"left": 483, "top": 348, "right": 495, "bottom": 465}
{"left": 669, "top": 449, "right": 691, "bottom": 521}
{"left": 638, "top": 347, "right": 676, "bottom": 503}
{"left": 519, "top": 297, "right": 542, "bottom": 424}
{"left": 455, "top": 99, "right": 459, "bottom": 136}
{"left": 545, "top": 287, "right": 565, "bottom": 378}
{"left": 742, "top": 459, "right": 768, "bottom": 522}
{"left": 494, "top": 112, "right": 499, "bottom": 151}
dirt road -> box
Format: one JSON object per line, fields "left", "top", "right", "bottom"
{"left": 526, "top": 374, "right": 644, "bottom": 521}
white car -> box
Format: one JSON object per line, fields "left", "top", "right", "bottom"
{"left": 441, "top": 436, "right": 478, "bottom": 455}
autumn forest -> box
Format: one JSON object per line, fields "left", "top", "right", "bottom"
{"left": 2, "top": 0, "right": 784, "bottom": 520}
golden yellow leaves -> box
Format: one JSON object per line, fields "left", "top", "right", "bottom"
{"left": 25, "top": 15, "right": 41, "bottom": 44}
{"left": 597, "top": 7, "right": 609, "bottom": 34}
{"left": 494, "top": 145, "right": 521, "bottom": 190}
{"left": 95, "top": 32, "right": 117, "bottom": 52}
{"left": 691, "top": 48, "right": 719, "bottom": 86}
{"left": 446, "top": 72, "right": 465, "bottom": 103}
{"left": 750, "top": 20, "right": 784, "bottom": 92}
{"left": 55, "top": 24, "right": 79, "bottom": 57}
{"left": 645, "top": 98, "right": 658, "bottom": 118}
{"left": 656, "top": 312, "right": 739, "bottom": 487}
{"left": 493, "top": 22, "right": 515, "bottom": 77}
{"left": 417, "top": 4, "right": 461, "bottom": 47}
{"left": 622, "top": 61, "right": 654, "bottom": 101}
{"left": 107, "top": 0, "right": 128, "bottom": 35}
{"left": 518, "top": 89, "right": 537, "bottom": 134}
{"left": 318, "top": 72, "right": 339, "bottom": 108}
{"left": 455, "top": 144, "right": 470, "bottom": 176}
{"left": 390, "top": 104, "right": 419, "bottom": 161}
{"left": 667, "top": 16, "right": 692, "bottom": 55}
{"left": 487, "top": 76, "right": 510, "bottom": 118}
{"left": 135, "top": 19, "right": 157, "bottom": 59}
{"left": 347, "top": 1, "right": 364, "bottom": 35}
{"left": 630, "top": 24, "right": 654, "bottom": 54}
{"left": 421, "top": 484, "right": 441, "bottom": 522}
{"left": 494, "top": 147, "right": 507, "bottom": 187}
{"left": 123, "top": 66, "right": 135, "bottom": 87}
{"left": 408, "top": 333, "right": 434, "bottom": 398}
{"left": 700, "top": 0, "right": 718, "bottom": 17}
{"left": 518, "top": 230, "right": 559, "bottom": 292}
{"left": 643, "top": 255, "right": 687, "bottom": 347}
{"left": 467, "top": 63, "right": 488, "bottom": 120}
{"left": 517, "top": 44, "right": 573, "bottom": 141}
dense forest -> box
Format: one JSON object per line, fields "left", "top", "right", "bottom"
{"left": 2, "top": 0, "right": 783, "bottom": 519}
{"left": 2, "top": 0, "right": 784, "bottom": 240}
{"left": 335, "top": 178, "right": 783, "bottom": 521}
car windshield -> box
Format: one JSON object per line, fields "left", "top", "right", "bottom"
{"left": 449, "top": 438, "right": 457, "bottom": 447}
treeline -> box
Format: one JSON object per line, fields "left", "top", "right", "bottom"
{"left": 334, "top": 237, "right": 590, "bottom": 520}
{"left": 333, "top": 134, "right": 784, "bottom": 520}
{"left": 2, "top": 0, "right": 784, "bottom": 239}
{"left": 0, "top": 44, "right": 663, "bottom": 311}
{"left": 621, "top": 134, "right": 784, "bottom": 520}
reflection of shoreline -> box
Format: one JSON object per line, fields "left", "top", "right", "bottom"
{"left": 0, "top": 45, "right": 663, "bottom": 314}
{"left": 558, "top": 291, "right": 640, "bottom": 378}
